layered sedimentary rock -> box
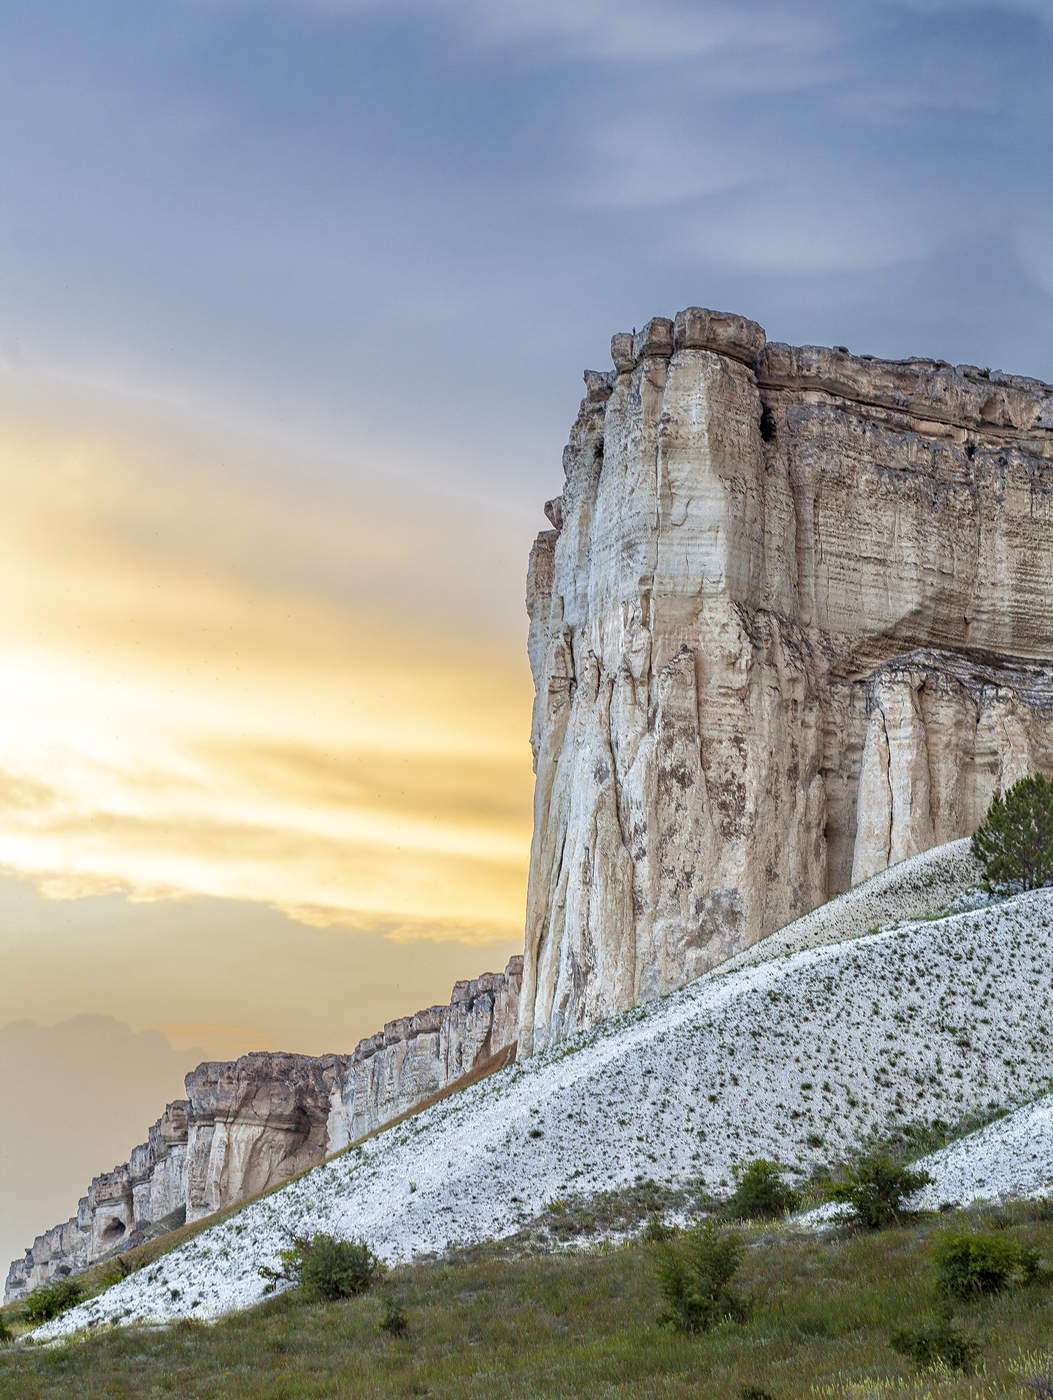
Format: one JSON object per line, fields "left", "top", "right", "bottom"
{"left": 4, "top": 1055, "right": 343, "bottom": 1300}
{"left": 522, "top": 308, "right": 1053, "bottom": 1055}
{"left": 341, "top": 958, "right": 522, "bottom": 1139}
{"left": 6, "top": 957, "right": 521, "bottom": 1301}
{"left": 184, "top": 1053, "right": 351, "bottom": 1223}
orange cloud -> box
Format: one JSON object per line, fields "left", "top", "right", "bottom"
{"left": 0, "top": 409, "right": 535, "bottom": 944}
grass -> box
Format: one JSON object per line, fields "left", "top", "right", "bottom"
{"left": 3, "top": 1202, "right": 1053, "bottom": 1398}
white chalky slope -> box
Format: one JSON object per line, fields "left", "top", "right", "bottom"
{"left": 34, "top": 865, "right": 1053, "bottom": 1338}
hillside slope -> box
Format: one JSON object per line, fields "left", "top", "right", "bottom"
{"left": 33, "top": 864, "right": 1053, "bottom": 1337}
{"left": 722, "top": 837, "right": 982, "bottom": 970}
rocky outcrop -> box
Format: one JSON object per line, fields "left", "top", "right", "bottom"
{"left": 184, "top": 1054, "right": 351, "bottom": 1224}
{"left": 6, "top": 957, "right": 522, "bottom": 1301}
{"left": 4, "top": 1099, "right": 190, "bottom": 1301}
{"left": 521, "top": 308, "right": 1053, "bottom": 1056}
{"left": 2, "top": 1205, "right": 90, "bottom": 1301}
{"left": 341, "top": 958, "right": 522, "bottom": 1139}
{"left": 4, "top": 1053, "right": 340, "bottom": 1301}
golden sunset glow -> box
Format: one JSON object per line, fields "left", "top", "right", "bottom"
{"left": 0, "top": 411, "right": 535, "bottom": 947}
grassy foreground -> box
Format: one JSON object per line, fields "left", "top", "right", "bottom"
{"left": 3, "top": 1205, "right": 1053, "bottom": 1399}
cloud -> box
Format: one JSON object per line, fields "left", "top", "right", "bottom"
{"left": 0, "top": 410, "right": 533, "bottom": 945}
{"left": 574, "top": 122, "right": 752, "bottom": 211}
{"left": 449, "top": 0, "right": 834, "bottom": 62}
{"left": 668, "top": 191, "right": 937, "bottom": 275}
{"left": 213, "top": 0, "right": 834, "bottom": 61}
{"left": 0, "top": 874, "right": 523, "bottom": 1073}
{"left": 208, "top": 0, "right": 1053, "bottom": 69}
{"left": 881, "top": 0, "right": 1053, "bottom": 25}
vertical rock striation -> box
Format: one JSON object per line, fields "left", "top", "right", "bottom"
{"left": 522, "top": 308, "right": 1053, "bottom": 1055}
{"left": 6, "top": 957, "right": 521, "bottom": 1301}
{"left": 338, "top": 958, "right": 522, "bottom": 1140}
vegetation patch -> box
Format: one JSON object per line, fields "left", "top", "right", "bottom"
{"left": 22, "top": 1281, "right": 84, "bottom": 1325}
{"left": 653, "top": 1223, "right": 750, "bottom": 1333}
{"left": 5, "top": 1200, "right": 1053, "bottom": 1397}
{"left": 972, "top": 773, "right": 1053, "bottom": 893}
{"left": 931, "top": 1226, "right": 1039, "bottom": 1298}
{"left": 889, "top": 1308, "right": 984, "bottom": 1374}
{"left": 518, "top": 1177, "right": 712, "bottom": 1246}
{"left": 259, "top": 1234, "right": 380, "bottom": 1302}
{"left": 724, "top": 1159, "right": 801, "bottom": 1221}
{"left": 822, "top": 1154, "right": 932, "bottom": 1230}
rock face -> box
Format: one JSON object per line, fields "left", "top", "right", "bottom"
{"left": 5, "top": 957, "right": 522, "bottom": 1301}
{"left": 341, "top": 959, "right": 522, "bottom": 1140}
{"left": 521, "top": 308, "right": 1053, "bottom": 1056}
{"left": 184, "top": 1054, "right": 351, "bottom": 1224}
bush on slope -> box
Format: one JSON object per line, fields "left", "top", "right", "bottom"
{"left": 823, "top": 1156, "right": 932, "bottom": 1230}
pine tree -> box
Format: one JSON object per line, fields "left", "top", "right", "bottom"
{"left": 971, "top": 773, "right": 1053, "bottom": 893}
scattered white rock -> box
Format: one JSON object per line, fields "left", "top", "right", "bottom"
{"left": 31, "top": 878, "right": 1053, "bottom": 1340}
{"left": 722, "top": 838, "right": 983, "bottom": 971}
{"left": 915, "top": 1095, "right": 1053, "bottom": 1207}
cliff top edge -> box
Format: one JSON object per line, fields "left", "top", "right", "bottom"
{"left": 595, "top": 307, "right": 1053, "bottom": 405}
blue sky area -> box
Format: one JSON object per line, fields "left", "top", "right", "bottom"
{"left": 2, "top": 0, "right": 1051, "bottom": 515}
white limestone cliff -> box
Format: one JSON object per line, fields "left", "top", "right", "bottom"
{"left": 521, "top": 308, "right": 1053, "bottom": 1056}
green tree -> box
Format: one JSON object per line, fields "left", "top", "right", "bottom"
{"left": 653, "top": 1223, "right": 750, "bottom": 1333}
{"left": 726, "top": 1159, "right": 800, "bottom": 1221}
{"left": 823, "top": 1155, "right": 931, "bottom": 1229}
{"left": 971, "top": 773, "right": 1053, "bottom": 893}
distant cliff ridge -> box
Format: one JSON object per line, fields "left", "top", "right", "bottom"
{"left": 521, "top": 308, "right": 1053, "bottom": 1056}
{"left": 5, "top": 957, "right": 521, "bottom": 1301}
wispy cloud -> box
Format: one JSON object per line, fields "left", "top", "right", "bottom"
{"left": 448, "top": 0, "right": 834, "bottom": 62}
{"left": 0, "top": 411, "right": 533, "bottom": 944}
{"left": 573, "top": 121, "right": 752, "bottom": 211}
{"left": 213, "top": 0, "right": 835, "bottom": 61}
{"left": 668, "top": 192, "right": 938, "bottom": 275}
{"left": 880, "top": 0, "right": 1053, "bottom": 27}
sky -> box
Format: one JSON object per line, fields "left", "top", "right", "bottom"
{"left": 2, "top": 0, "right": 1052, "bottom": 1271}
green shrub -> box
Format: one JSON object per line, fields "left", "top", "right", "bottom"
{"left": 932, "top": 1228, "right": 1038, "bottom": 1298}
{"left": 971, "top": 773, "right": 1053, "bottom": 892}
{"left": 0, "top": 1312, "right": 11, "bottom": 1345}
{"left": 726, "top": 1160, "right": 800, "bottom": 1221}
{"left": 823, "top": 1155, "right": 931, "bottom": 1229}
{"left": 291, "top": 1234, "right": 381, "bottom": 1302}
{"left": 22, "top": 1279, "right": 83, "bottom": 1323}
{"left": 260, "top": 1234, "right": 380, "bottom": 1302}
{"left": 889, "top": 1310, "right": 982, "bottom": 1373}
{"left": 653, "top": 1223, "right": 750, "bottom": 1334}
{"left": 643, "top": 1214, "right": 673, "bottom": 1243}
{"left": 378, "top": 1294, "right": 408, "bottom": 1337}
